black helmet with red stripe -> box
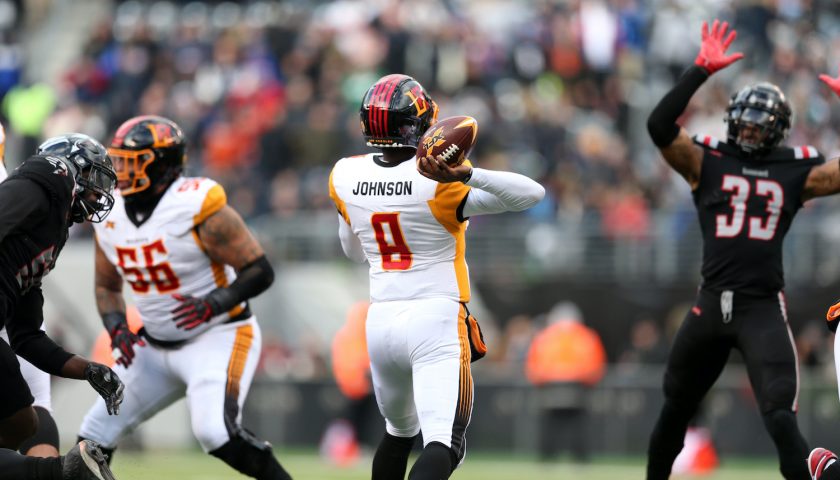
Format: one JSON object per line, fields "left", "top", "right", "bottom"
{"left": 108, "top": 115, "right": 186, "bottom": 199}
{"left": 360, "top": 74, "right": 439, "bottom": 149}
{"left": 725, "top": 82, "right": 791, "bottom": 154}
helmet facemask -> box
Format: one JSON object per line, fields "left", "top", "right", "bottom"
{"left": 108, "top": 147, "right": 156, "bottom": 195}
{"left": 725, "top": 83, "right": 791, "bottom": 155}
{"left": 73, "top": 160, "right": 117, "bottom": 223}
{"left": 108, "top": 115, "right": 186, "bottom": 204}
{"left": 37, "top": 133, "right": 117, "bottom": 223}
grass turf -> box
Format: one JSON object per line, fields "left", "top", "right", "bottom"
{"left": 111, "top": 449, "right": 782, "bottom": 479}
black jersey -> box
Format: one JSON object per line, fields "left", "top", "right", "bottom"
{"left": 692, "top": 135, "right": 822, "bottom": 296}
{"left": 0, "top": 155, "right": 75, "bottom": 321}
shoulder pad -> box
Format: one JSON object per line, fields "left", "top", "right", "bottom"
{"left": 10, "top": 155, "right": 75, "bottom": 203}
{"left": 692, "top": 135, "right": 742, "bottom": 157}
{"left": 692, "top": 135, "right": 722, "bottom": 149}
{"left": 168, "top": 177, "right": 226, "bottom": 226}
{"left": 764, "top": 146, "right": 824, "bottom": 164}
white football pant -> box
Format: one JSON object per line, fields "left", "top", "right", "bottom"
{"left": 366, "top": 297, "right": 472, "bottom": 463}
{"left": 79, "top": 318, "right": 261, "bottom": 452}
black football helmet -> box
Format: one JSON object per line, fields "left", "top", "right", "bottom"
{"left": 360, "top": 74, "right": 439, "bottom": 148}
{"left": 36, "top": 133, "right": 117, "bottom": 223}
{"left": 725, "top": 82, "right": 792, "bottom": 154}
{"left": 107, "top": 115, "right": 186, "bottom": 198}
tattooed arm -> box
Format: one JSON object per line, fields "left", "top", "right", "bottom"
{"left": 802, "top": 159, "right": 840, "bottom": 202}
{"left": 196, "top": 205, "right": 265, "bottom": 269}
{"left": 171, "top": 205, "right": 274, "bottom": 330}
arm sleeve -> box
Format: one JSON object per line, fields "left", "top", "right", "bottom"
{"left": 647, "top": 66, "right": 709, "bottom": 147}
{"left": 461, "top": 168, "right": 546, "bottom": 217}
{"left": 6, "top": 289, "right": 74, "bottom": 376}
{"left": 206, "top": 255, "right": 275, "bottom": 312}
{"left": 338, "top": 214, "right": 366, "bottom": 263}
{"left": 0, "top": 178, "right": 50, "bottom": 244}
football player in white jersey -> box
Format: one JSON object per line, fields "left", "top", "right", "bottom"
{"left": 330, "top": 74, "right": 545, "bottom": 480}
{"left": 77, "top": 116, "right": 293, "bottom": 480}
{"left": 0, "top": 123, "right": 61, "bottom": 459}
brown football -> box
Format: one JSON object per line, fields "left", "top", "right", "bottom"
{"left": 416, "top": 115, "right": 478, "bottom": 166}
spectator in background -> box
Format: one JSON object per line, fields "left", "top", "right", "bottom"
{"left": 618, "top": 317, "right": 669, "bottom": 366}
{"left": 525, "top": 301, "right": 606, "bottom": 462}
{"left": 320, "top": 301, "right": 378, "bottom": 467}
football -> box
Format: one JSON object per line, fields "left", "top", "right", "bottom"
{"left": 416, "top": 115, "right": 478, "bottom": 166}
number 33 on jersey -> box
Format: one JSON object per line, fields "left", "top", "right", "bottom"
{"left": 329, "top": 153, "right": 472, "bottom": 303}
{"left": 94, "top": 177, "right": 243, "bottom": 340}
{"left": 692, "top": 135, "right": 823, "bottom": 294}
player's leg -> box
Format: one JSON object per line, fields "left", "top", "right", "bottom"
{"left": 367, "top": 301, "right": 420, "bottom": 480}
{"left": 810, "top": 331, "right": 840, "bottom": 480}
{"left": 406, "top": 299, "right": 467, "bottom": 480}
{"left": 647, "top": 291, "right": 733, "bottom": 480}
{"left": 17, "top": 358, "right": 58, "bottom": 457}
{"left": 0, "top": 326, "right": 59, "bottom": 457}
{"left": 77, "top": 341, "right": 183, "bottom": 460}
{"left": 175, "top": 319, "right": 291, "bottom": 480}
{"left": 738, "top": 293, "right": 808, "bottom": 480}
{"left": 0, "top": 336, "right": 64, "bottom": 479}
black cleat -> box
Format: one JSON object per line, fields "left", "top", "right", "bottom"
{"left": 63, "top": 440, "right": 117, "bottom": 480}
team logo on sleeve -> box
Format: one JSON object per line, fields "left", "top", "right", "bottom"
{"left": 44, "top": 156, "right": 69, "bottom": 176}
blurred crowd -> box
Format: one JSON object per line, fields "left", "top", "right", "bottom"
{"left": 6, "top": 0, "right": 840, "bottom": 229}
{"left": 3, "top": 0, "right": 840, "bottom": 380}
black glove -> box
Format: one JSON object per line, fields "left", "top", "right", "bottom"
{"left": 85, "top": 362, "right": 124, "bottom": 415}
{"left": 171, "top": 293, "right": 222, "bottom": 330}
{"left": 103, "top": 312, "right": 145, "bottom": 368}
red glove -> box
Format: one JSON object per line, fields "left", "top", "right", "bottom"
{"left": 694, "top": 20, "right": 744, "bottom": 74}
{"left": 171, "top": 293, "right": 220, "bottom": 330}
{"left": 819, "top": 66, "right": 840, "bottom": 98}
{"left": 827, "top": 299, "right": 840, "bottom": 333}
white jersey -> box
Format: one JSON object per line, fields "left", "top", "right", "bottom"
{"left": 329, "top": 153, "right": 472, "bottom": 303}
{"left": 94, "top": 177, "right": 245, "bottom": 341}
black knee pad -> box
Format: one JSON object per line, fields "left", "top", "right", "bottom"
{"left": 18, "top": 407, "right": 59, "bottom": 454}
{"left": 210, "top": 429, "right": 291, "bottom": 480}
{"left": 761, "top": 377, "right": 798, "bottom": 413}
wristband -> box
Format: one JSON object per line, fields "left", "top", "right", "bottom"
{"left": 461, "top": 167, "right": 473, "bottom": 184}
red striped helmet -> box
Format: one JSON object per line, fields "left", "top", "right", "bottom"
{"left": 360, "top": 74, "right": 439, "bottom": 148}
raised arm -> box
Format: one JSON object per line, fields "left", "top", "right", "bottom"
{"left": 416, "top": 156, "right": 545, "bottom": 217}
{"left": 647, "top": 20, "right": 743, "bottom": 190}
{"left": 804, "top": 68, "right": 840, "bottom": 201}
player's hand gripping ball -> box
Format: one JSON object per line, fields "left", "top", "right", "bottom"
{"left": 416, "top": 116, "right": 478, "bottom": 167}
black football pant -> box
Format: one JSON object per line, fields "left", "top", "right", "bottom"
{"left": 646, "top": 289, "right": 809, "bottom": 480}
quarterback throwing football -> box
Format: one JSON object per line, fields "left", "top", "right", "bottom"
{"left": 330, "top": 74, "right": 544, "bottom": 480}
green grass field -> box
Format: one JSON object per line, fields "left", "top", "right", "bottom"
{"left": 110, "top": 449, "right": 782, "bottom": 479}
